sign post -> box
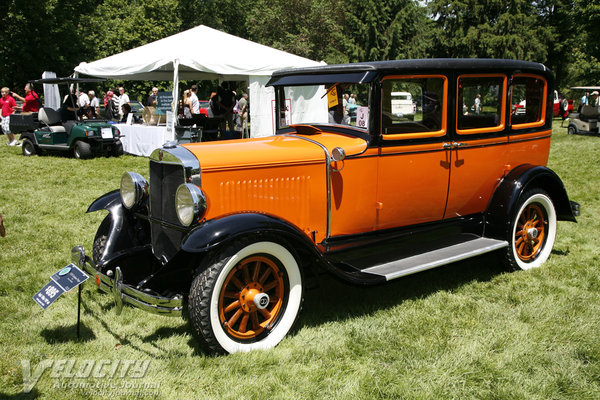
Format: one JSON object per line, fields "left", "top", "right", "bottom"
{"left": 33, "top": 263, "right": 89, "bottom": 338}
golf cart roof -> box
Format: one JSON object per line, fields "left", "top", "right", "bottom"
{"left": 570, "top": 86, "right": 600, "bottom": 90}
{"left": 29, "top": 77, "right": 106, "bottom": 85}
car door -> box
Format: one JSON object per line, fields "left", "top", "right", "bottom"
{"left": 443, "top": 74, "right": 509, "bottom": 219}
{"left": 376, "top": 75, "right": 451, "bottom": 230}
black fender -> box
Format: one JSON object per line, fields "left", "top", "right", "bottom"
{"left": 181, "top": 213, "right": 385, "bottom": 285}
{"left": 20, "top": 131, "right": 37, "bottom": 144}
{"left": 485, "top": 164, "right": 576, "bottom": 239}
{"left": 182, "top": 213, "right": 316, "bottom": 254}
{"left": 86, "top": 190, "right": 150, "bottom": 265}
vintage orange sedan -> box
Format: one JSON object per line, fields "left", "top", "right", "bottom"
{"left": 71, "top": 59, "right": 579, "bottom": 354}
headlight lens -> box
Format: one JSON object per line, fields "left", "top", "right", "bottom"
{"left": 175, "top": 184, "right": 206, "bottom": 226}
{"left": 120, "top": 172, "right": 148, "bottom": 209}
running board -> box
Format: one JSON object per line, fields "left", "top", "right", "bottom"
{"left": 362, "top": 238, "right": 508, "bottom": 281}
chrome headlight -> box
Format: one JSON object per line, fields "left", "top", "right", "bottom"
{"left": 120, "top": 172, "right": 148, "bottom": 209}
{"left": 175, "top": 184, "right": 206, "bottom": 226}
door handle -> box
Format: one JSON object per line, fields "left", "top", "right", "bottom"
{"left": 442, "top": 142, "right": 468, "bottom": 149}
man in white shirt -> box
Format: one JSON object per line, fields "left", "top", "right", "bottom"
{"left": 78, "top": 90, "right": 90, "bottom": 108}
{"left": 118, "top": 86, "right": 130, "bottom": 118}
{"left": 189, "top": 85, "right": 200, "bottom": 114}
{"left": 88, "top": 90, "right": 100, "bottom": 116}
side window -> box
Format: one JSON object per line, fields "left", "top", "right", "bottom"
{"left": 381, "top": 76, "right": 447, "bottom": 140}
{"left": 510, "top": 75, "right": 546, "bottom": 128}
{"left": 457, "top": 75, "right": 506, "bottom": 134}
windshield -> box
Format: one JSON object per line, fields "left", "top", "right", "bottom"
{"left": 276, "top": 82, "right": 371, "bottom": 131}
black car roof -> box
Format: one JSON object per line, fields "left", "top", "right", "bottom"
{"left": 268, "top": 58, "right": 550, "bottom": 86}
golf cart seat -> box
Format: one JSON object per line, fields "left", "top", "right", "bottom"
{"left": 38, "top": 107, "right": 66, "bottom": 133}
{"left": 580, "top": 105, "right": 599, "bottom": 122}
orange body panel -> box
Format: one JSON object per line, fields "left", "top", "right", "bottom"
{"left": 376, "top": 144, "right": 450, "bottom": 228}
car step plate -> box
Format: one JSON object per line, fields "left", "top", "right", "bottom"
{"left": 363, "top": 238, "right": 508, "bottom": 281}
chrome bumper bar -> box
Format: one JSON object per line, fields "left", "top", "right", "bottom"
{"left": 71, "top": 246, "right": 183, "bottom": 317}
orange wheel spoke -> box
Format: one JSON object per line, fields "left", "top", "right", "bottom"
{"left": 252, "top": 261, "right": 261, "bottom": 281}
{"left": 224, "top": 291, "right": 238, "bottom": 299}
{"left": 251, "top": 311, "right": 260, "bottom": 330}
{"left": 259, "top": 308, "right": 272, "bottom": 320}
{"left": 263, "top": 280, "right": 279, "bottom": 292}
{"left": 259, "top": 268, "right": 272, "bottom": 284}
{"left": 239, "top": 314, "right": 249, "bottom": 333}
{"left": 228, "top": 308, "right": 244, "bottom": 327}
{"left": 224, "top": 300, "right": 241, "bottom": 313}
{"left": 242, "top": 265, "right": 251, "bottom": 284}
{"left": 515, "top": 236, "right": 524, "bottom": 246}
{"left": 517, "top": 241, "right": 525, "bottom": 255}
{"left": 231, "top": 275, "right": 244, "bottom": 290}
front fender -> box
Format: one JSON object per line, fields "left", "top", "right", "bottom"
{"left": 181, "top": 213, "right": 316, "bottom": 254}
{"left": 485, "top": 164, "right": 576, "bottom": 239}
{"left": 87, "top": 190, "right": 150, "bottom": 266}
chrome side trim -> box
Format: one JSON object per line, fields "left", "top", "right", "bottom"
{"left": 150, "top": 145, "right": 201, "bottom": 186}
{"left": 71, "top": 246, "right": 183, "bottom": 316}
{"left": 283, "top": 134, "right": 332, "bottom": 238}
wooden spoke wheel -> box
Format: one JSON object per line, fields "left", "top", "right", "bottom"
{"left": 218, "top": 255, "right": 285, "bottom": 340}
{"left": 506, "top": 189, "right": 557, "bottom": 270}
{"left": 189, "top": 239, "right": 303, "bottom": 354}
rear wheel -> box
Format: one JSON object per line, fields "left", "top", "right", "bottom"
{"left": 21, "top": 139, "right": 37, "bottom": 156}
{"left": 188, "top": 238, "right": 303, "bottom": 354}
{"left": 568, "top": 124, "right": 578, "bottom": 135}
{"left": 504, "top": 189, "right": 557, "bottom": 270}
{"left": 73, "top": 141, "right": 92, "bottom": 159}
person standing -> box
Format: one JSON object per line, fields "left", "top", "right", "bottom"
{"left": 238, "top": 93, "right": 249, "bottom": 138}
{"left": 189, "top": 85, "right": 200, "bottom": 115}
{"left": 474, "top": 94, "right": 482, "bottom": 114}
{"left": 1, "top": 87, "right": 18, "bottom": 145}
{"left": 212, "top": 82, "right": 236, "bottom": 134}
{"left": 12, "top": 83, "right": 40, "bottom": 113}
{"left": 147, "top": 87, "right": 158, "bottom": 106}
{"left": 117, "top": 86, "right": 130, "bottom": 119}
{"left": 88, "top": 90, "right": 100, "bottom": 116}
{"left": 104, "top": 91, "right": 117, "bottom": 121}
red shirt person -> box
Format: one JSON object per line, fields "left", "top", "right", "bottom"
{"left": 0, "top": 87, "right": 18, "bottom": 145}
{"left": 12, "top": 83, "right": 40, "bottom": 113}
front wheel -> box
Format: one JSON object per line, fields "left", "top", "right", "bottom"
{"left": 504, "top": 189, "right": 557, "bottom": 270}
{"left": 188, "top": 239, "right": 303, "bottom": 354}
{"left": 73, "top": 141, "right": 92, "bottom": 159}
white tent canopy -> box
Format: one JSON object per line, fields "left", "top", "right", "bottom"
{"left": 75, "top": 25, "right": 323, "bottom": 137}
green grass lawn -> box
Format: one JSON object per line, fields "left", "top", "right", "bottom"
{"left": 1, "top": 121, "right": 599, "bottom": 399}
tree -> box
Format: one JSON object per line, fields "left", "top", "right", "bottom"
{"left": 427, "top": 0, "right": 552, "bottom": 61}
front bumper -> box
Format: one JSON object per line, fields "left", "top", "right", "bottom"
{"left": 71, "top": 246, "right": 183, "bottom": 316}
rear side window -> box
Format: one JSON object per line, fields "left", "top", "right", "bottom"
{"left": 381, "top": 75, "right": 447, "bottom": 140}
{"left": 510, "top": 75, "right": 546, "bottom": 128}
{"left": 457, "top": 75, "right": 506, "bottom": 134}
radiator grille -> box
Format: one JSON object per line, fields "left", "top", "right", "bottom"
{"left": 149, "top": 160, "right": 186, "bottom": 262}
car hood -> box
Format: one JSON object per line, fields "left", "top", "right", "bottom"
{"left": 182, "top": 133, "right": 368, "bottom": 172}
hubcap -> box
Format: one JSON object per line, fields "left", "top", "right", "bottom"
{"left": 219, "top": 256, "right": 285, "bottom": 340}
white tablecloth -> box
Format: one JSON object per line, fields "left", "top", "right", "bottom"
{"left": 116, "top": 124, "right": 171, "bottom": 157}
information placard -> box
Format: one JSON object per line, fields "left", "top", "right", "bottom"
{"left": 156, "top": 91, "right": 173, "bottom": 114}
{"left": 33, "top": 264, "right": 89, "bottom": 309}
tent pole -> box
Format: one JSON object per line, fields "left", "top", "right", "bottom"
{"left": 170, "top": 59, "right": 180, "bottom": 141}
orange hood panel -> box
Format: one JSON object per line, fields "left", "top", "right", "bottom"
{"left": 182, "top": 133, "right": 368, "bottom": 172}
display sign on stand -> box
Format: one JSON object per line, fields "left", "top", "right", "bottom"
{"left": 156, "top": 91, "right": 174, "bottom": 120}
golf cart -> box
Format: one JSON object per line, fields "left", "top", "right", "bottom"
{"left": 566, "top": 86, "right": 600, "bottom": 136}
{"left": 14, "top": 77, "right": 123, "bottom": 158}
